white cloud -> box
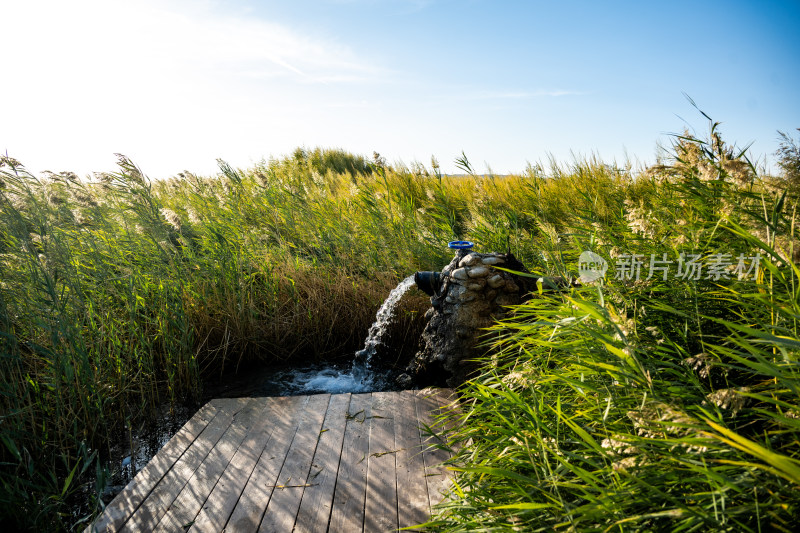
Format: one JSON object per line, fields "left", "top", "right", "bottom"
{"left": 462, "top": 89, "right": 586, "bottom": 100}
{"left": 3, "top": 0, "right": 377, "bottom": 82}
{"left": 0, "top": 0, "right": 384, "bottom": 177}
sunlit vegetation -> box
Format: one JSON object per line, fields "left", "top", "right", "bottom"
{"left": 1, "top": 123, "right": 798, "bottom": 530}
{"left": 426, "top": 126, "right": 800, "bottom": 532}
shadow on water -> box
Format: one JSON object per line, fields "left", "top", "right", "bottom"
{"left": 96, "top": 402, "right": 197, "bottom": 505}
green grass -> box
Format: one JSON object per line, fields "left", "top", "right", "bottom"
{"left": 1, "top": 122, "right": 798, "bottom": 530}
{"left": 424, "top": 125, "right": 800, "bottom": 532}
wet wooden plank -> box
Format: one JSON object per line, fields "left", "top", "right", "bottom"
{"left": 257, "top": 393, "right": 331, "bottom": 532}
{"left": 293, "top": 393, "right": 351, "bottom": 533}
{"left": 394, "top": 390, "right": 430, "bottom": 531}
{"left": 119, "top": 397, "right": 250, "bottom": 533}
{"left": 364, "top": 391, "right": 399, "bottom": 532}
{"left": 415, "top": 389, "right": 454, "bottom": 510}
{"left": 85, "top": 401, "right": 219, "bottom": 533}
{"left": 155, "top": 397, "right": 264, "bottom": 531}
{"left": 224, "top": 395, "right": 310, "bottom": 532}
{"left": 327, "top": 393, "right": 372, "bottom": 533}
{"left": 428, "top": 387, "right": 461, "bottom": 453}
{"left": 187, "top": 396, "right": 282, "bottom": 532}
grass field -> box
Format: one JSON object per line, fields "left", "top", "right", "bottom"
{"left": 1, "top": 121, "right": 799, "bottom": 531}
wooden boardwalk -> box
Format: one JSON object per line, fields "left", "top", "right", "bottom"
{"left": 86, "top": 389, "right": 456, "bottom": 532}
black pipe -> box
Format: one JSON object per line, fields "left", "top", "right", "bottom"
{"left": 414, "top": 271, "right": 441, "bottom": 297}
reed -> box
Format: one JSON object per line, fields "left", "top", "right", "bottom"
{"left": 425, "top": 122, "right": 800, "bottom": 532}
{"left": 1, "top": 124, "right": 797, "bottom": 530}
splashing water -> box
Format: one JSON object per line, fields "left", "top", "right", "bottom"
{"left": 274, "top": 275, "right": 416, "bottom": 394}
{"left": 109, "top": 276, "right": 418, "bottom": 513}
{"left": 351, "top": 274, "right": 416, "bottom": 385}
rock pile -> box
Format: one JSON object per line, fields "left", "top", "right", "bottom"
{"left": 398, "top": 250, "right": 533, "bottom": 387}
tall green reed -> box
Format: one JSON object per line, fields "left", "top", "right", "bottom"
{"left": 1, "top": 125, "right": 795, "bottom": 530}
{"left": 426, "top": 124, "right": 800, "bottom": 532}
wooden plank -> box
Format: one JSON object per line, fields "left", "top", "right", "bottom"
{"left": 415, "top": 389, "right": 453, "bottom": 510}
{"left": 427, "top": 387, "right": 461, "bottom": 454}
{"left": 224, "top": 395, "right": 310, "bottom": 532}
{"left": 257, "top": 393, "right": 331, "bottom": 532}
{"left": 292, "top": 393, "right": 351, "bottom": 533}
{"left": 89, "top": 390, "right": 458, "bottom": 533}
{"left": 154, "top": 397, "right": 264, "bottom": 531}
{"left": 86, "top": 401, "right": 219, "bottom": 533}
{"left": 119, "top": 397, "right": 250, "bottom": 533}
{"left": 327, "top": 393, "right": 372, "bottom": 533}
{"left": 394, "top": 390, "right": 430, "bottom": 531}
{"left": 364, "top": 391, "right": 399, "bottom": 532}
{"left": 187, "top": 397, "right": 283, "bottom": 532}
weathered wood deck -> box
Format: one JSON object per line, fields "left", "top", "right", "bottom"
{"left": 86, "top": 389, "right": 456, "bottom": 532}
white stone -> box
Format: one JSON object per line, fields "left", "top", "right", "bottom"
{"left": 459, "top": 292, "right": 476, "bottom": 303}
{"left": 467, "top": 266, "right": 489, "bottom": 278}
{"left": 487, "top": 274, "right": 505, "bottom": 289}
{"left": 459, "top": 253, "right": 481, "bottom": 268}
{"left": 451, "top": 268, "right": 468, "bottom": 280}
{"left": 481, "top": 256, "right": 503, "bottom": 265}
{"left": 467, "top": 282, "right": 484, "bottom": 291}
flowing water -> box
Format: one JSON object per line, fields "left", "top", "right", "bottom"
{"left": 99, "top": 275, "right": 417, "bottom": 509}
{"left": 206, "top": 274, "right": 417, "bottom": 397}
{"left": 274, "top": 274, "right": 416, "bottom": 394}
{"left": 194, "top": 274, "right": 418, "bottom": 401}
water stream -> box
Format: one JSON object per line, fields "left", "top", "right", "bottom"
{"left": 275, "top": 274, "right": 416, "bottom": 394}
{"left": 100, "top": 275, "right": 417, "bottom": 506}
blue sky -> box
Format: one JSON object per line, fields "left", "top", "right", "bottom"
{"left": 2, "top": 0, "right": 798, "bottom": 177}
